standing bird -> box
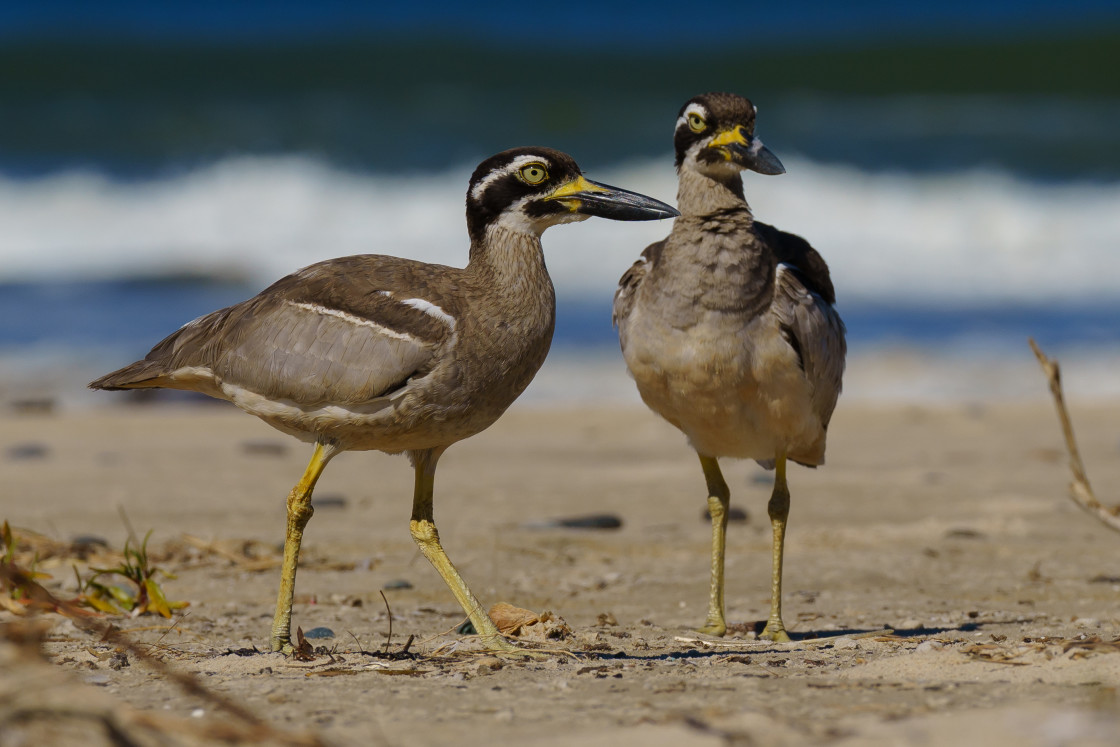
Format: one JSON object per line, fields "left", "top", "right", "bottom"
{"left": 613, "top": 93, "right": 845, "bottom": 642}
{"left": 91, "top": 147, "right": 677, "bottom": 653}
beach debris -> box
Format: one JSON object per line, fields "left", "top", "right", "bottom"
{"left": 383, "top": 578, "right": 413, "bottom": 590}
{"left": 239, "top": 438, "right": 289, "bottom": 456}
{"left": 4, "top": 442, "right": 49, "bottom": 461}
{"left": 595, "top": 612, "right": 619, "bottom": 627}
{"left": 302, "top": 626, "right": 335, "bottom": 640}
{"left": 180, "top": 534, "right": 355, "bottom": 573}
{"left": 1030, "top": 339, "right": 1120, "bottom": 534}
{"left": 521, "top": 513, "right": 623, "bottom": 530}
{"left": 80, "top": 530, "right": 188, "bottom": 618}
{"left": 312, "top": 494, "right": 347, "bottom": 509}
{"left": 7, "top": 397, "right": 56, "bottom": 415}
{"left": 0, "top": 566, "right": 325, "bottom": 746}
{"left": 488, "top": 602, "right": 572, "bottom": 641}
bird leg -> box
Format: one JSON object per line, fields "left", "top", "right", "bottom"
{"left": 760, "top": 454, "right": 792, "bottom": 642}
{"left": 408, "top": 448, "right": 517, "bottom": 652}
{"left": 698, "top": 454, "right": 731, "bottom": 636}
{"left": 270, "top": 441, "right": 337, "bottom": 653}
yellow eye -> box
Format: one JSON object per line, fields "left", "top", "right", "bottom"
{"left": 688, "top": 113, "right": 706, "bottom": 132}
{"left": 519, "top": 164, "right": 548, "bottom": 184}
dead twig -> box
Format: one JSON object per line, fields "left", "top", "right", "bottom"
{"left": 1029, "top": 339, "right": 1120, "bottom": 533}
{"left": 0, "top": 563, "right": 324, "bottom": 746}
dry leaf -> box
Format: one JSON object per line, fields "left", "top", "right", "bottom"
{"left": 488, "top": 602, "right": 540, "bottom": 635}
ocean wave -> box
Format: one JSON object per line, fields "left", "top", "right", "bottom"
{"left": 2, "top": 155, "right": 1119, "bottom": 306}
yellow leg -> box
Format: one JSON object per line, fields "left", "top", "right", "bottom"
{"left": 270, "top": 441, "right": 337, "bottom": 653}
{"left": 698, "top": 454, "right": 730, "bottom": 636}
{"left": 760, "top": 454, "right": 792, "bottom": 642}
{"left": 407, "top": 448, "right": 517, "bottom": 652}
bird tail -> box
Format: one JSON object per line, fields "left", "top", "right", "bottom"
{"left": 88, "top": 360, "right": 173, "bottom": 390}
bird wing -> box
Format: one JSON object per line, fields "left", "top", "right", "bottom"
{"left": 771, "top": 263, "right": 847, "bottom": 429}
{"left": 754, "top": 221, "right": 836, "bottom": 305}
{"left": 613, "top": 239, "right": 665, "bottom": 338}
{"left": 102, "top": 256, "right": 460, "bottom": 407}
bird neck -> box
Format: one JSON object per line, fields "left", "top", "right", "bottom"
{"left": 676, "top": 168, "right": 751, "bottom": 217}
{"left": 468, "top": 224, "right": 555, "bottom": 301}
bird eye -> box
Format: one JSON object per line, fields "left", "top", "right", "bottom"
{"left": 688, "top": 113, "right": 706, "bottom": 132}
{"left": 519, "top": 164, "right": 548, "bottom": 184}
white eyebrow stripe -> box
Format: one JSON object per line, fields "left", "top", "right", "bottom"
{"left": 398, "top": 297, "right": 457, "bottom": 330}
{"left": 288, "top": 301, "right": 419, "bottom": 343}
{"left": 470, "top": 154, "right": 552, "bottom": 202}
{"left": 676, "top": 102, "right": 709, "bottom": 131}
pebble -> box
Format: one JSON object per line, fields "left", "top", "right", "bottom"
{"left": 302, "top": 626, "right": 335, "bottom": 640}
{"left": 476, "top": 657, "right": 503, "bottom": 674}
{"left": 383, "top": 579, "right": 413, "bottom": 590}
{"left": 240, "top": 440, "right": 288, "bottom": 456}
{"left": 83, "top": 673, "right": 111, "bottom": 686}
{"left": 522, "top": 514, "right": 623, "bottom": 530}
{"left": 312, "top": 494, "right": 347, "bottom": 509}
{"left": 832, "top": 637, "right": 859, "bottom": 650}
{"left": 915, "top": 640, "right": 945, "bottom": 653}
{"left": 6, "top": 443, "right": 49, "bottom": 460}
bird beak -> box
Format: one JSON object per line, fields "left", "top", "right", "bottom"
{"left": 546, "top": 175, "right": 679, "bottom": 221}
{"left": 707, "top": 127, "right": 786, "bottom": 175}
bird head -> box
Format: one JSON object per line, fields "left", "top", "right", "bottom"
{"left": 674, "top": 92, "right": 785, "bottom": 178}
{"left": 466, "top": 147, "right": 678, "bottom": 242}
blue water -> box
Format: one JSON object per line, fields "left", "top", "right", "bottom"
{"left": 2, "top": 279, "right": 1116, "bottom": 358}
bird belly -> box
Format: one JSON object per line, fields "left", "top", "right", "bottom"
{"left": 622, "top": 316, "right": 824, "bottom": 464}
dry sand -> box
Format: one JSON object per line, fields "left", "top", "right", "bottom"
{"left": 2, "top": 395, "right": 1120, "bottom": 745}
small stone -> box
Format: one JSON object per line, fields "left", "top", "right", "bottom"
{"left": 898, "top": 618, "right": 923, "bottom": 630}
{"left": 476, "top": 656, "right": 503, "bottom": 674}
{"left": 312, "top": 494, "right": 347, "bottom": 509}
{"left": 302, "top": 626, "right": 335, "bottom": 640}
{"left": 832, "top": 637, "right": 859, "bottom": 650}
{"left": 108, "top": 652, "right": 129, "bottom": 670}
{"left": 915, "top": 640, "right": 944, "bottom": 653}
{"left": 6, "top": 443, "right": 49, "bottom": 460}
{"left": 383, "top": 579, "right": 413, "bottom": 590}
{"left": 191, "top": 708, "right": 205, "bottom": 719}
{"left": 240, "top": 440, "right": 288, "bottom": 457}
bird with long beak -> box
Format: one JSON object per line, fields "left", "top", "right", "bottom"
{"left": 92, "top": 147, "right": 677, "bottom": 653}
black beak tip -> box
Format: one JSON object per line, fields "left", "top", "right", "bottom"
{"left": 578, "top": 182, "right": 679, "bottom": 221}
{"left": 728, "top": 141, "right": 786, "bottom": 176}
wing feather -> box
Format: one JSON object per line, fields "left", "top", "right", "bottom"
{"left": 90, "top": 255, "right": 461, "bottom": 406}
{"left": 772, "top": 264, "right": 846, "bottom": 429}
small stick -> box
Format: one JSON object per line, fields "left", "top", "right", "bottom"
{"left": 1029, "top": 338, "right": 1120, "bottom": 533}
{"left": 379, "top": 590, "right": 393, "bottom": 653}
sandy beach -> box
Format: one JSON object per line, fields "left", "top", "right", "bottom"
{"left": 3, "top": 384, "right": 1120, "bottom": 745}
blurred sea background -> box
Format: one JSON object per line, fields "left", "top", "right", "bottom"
{"left": 1, "top": 0, "right": 1119, "bottom": 408}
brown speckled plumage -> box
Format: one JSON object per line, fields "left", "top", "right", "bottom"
{"left": 613, "top": 93, "right": 845, "bottom": 641}
{"left": 91, "top": 146, "right": 678, "bottom": 653}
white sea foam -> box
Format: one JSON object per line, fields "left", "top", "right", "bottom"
{"left": 1, "top": 155, "right": 1119, "bottom": 307}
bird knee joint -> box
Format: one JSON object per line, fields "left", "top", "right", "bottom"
{"left": 707, "top": 494, "right": 728, "bottom": 520}
{"left": 286, "top": 494, "right": 314, "bottom": 526}
{"left": 409, "top": 519, "right": 439, "bottom": 546}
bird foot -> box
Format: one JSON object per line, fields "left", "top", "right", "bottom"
{"left": 758, "top": 623, "right": 791, "bottom": 643}
{"left": 697, "top": 621, "right": 727, "bottom": 637}
{"left": 271, "top": 638, "right": 294, "bottom": 654}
